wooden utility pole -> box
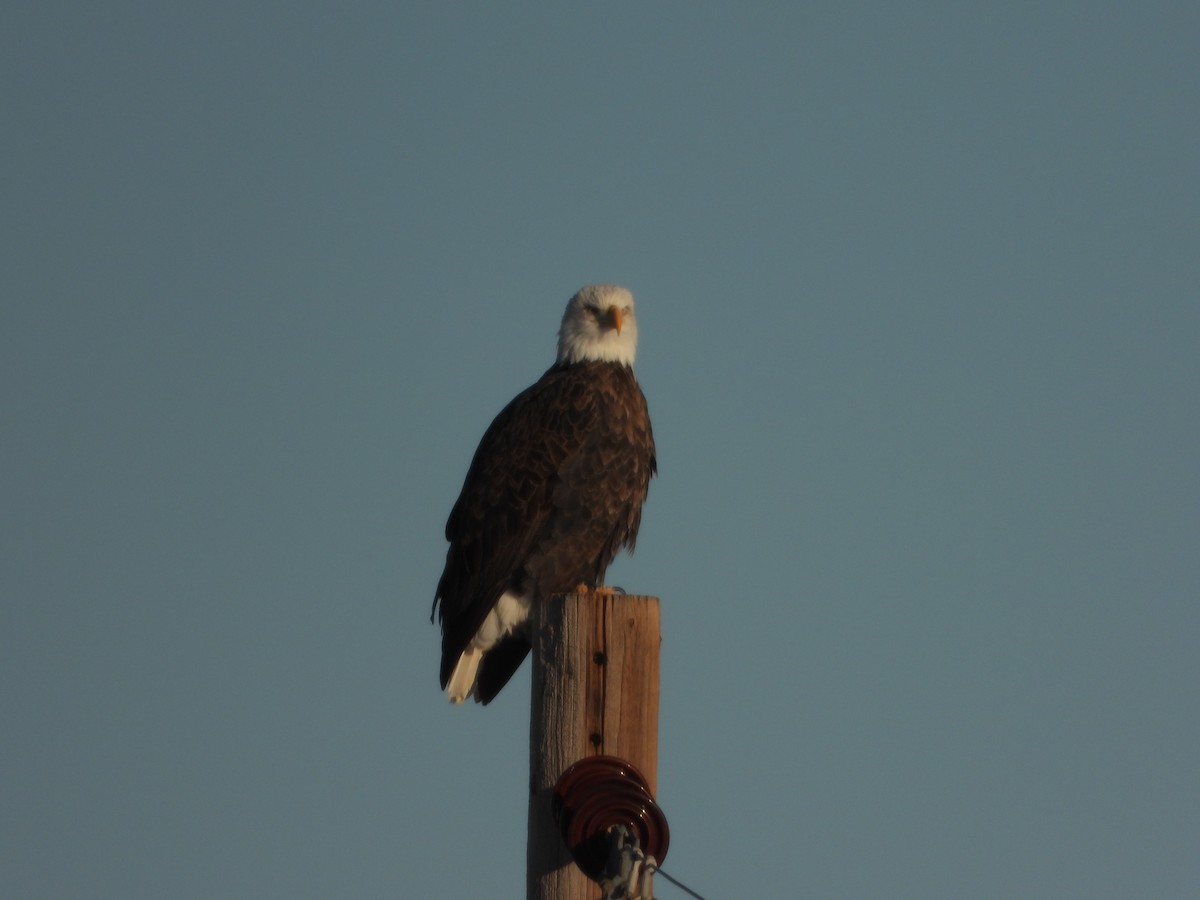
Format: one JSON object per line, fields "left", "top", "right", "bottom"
{"left": 527, "top": 591, "right": 661, "bottom": 900}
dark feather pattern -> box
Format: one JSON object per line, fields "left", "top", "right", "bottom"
{"left": 432, "top": 360, "right": 656, "bottom": 703}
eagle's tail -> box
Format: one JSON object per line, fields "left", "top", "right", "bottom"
{"left": 446, "top": 646, "right": 484, "bottom": 704}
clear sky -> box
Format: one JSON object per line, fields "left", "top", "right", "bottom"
{"left": 3, "top": 3, "right": 1198, "bottom": 898}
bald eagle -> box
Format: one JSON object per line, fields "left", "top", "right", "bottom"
{"left": 432, "top": 285, "right": 656, "bottom": 704}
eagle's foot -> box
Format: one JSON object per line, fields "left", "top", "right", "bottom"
{"left": 573, "top": 583, "right": 626, "bottom": 597}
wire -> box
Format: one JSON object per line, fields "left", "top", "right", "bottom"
{"left": 645, "top": 862, "right": 710, "bottom": 900}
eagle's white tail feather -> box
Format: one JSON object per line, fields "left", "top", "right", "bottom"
{"left": 446, "top": 646, "right": 484, "bottom": 704}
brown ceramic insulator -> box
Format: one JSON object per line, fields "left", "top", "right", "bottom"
{"left": 552, "top": 755, "right": 670, "bottom": 881}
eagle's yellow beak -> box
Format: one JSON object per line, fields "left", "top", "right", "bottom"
{"left": 608, "top": 306, "right": 623, "bottom": 334}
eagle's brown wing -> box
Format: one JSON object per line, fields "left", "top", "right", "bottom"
{"left": 433, "top": 364, "right": 597, "bottom": 689}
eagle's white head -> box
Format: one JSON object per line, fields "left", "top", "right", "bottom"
{"left": 556, "top": 284, "right": 638, "bottom": 367}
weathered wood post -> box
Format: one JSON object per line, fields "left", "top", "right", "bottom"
{"left": 526, "top": 591, "right": 661, "bottom": 900}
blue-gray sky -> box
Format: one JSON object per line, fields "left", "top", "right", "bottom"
{"left": 4, "top": 3, "right": 1198, "bottom": 897}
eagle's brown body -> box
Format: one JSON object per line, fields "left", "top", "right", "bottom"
{"left": 433, "top": 359, "right": 656, "bottom": 703}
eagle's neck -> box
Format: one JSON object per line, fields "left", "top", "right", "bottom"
{"left": 555, "top": 332, "right": 637, "bottom": 367}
